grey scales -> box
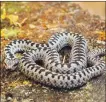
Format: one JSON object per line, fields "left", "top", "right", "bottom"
{"left": 4, "top": 31, "right": 106, "bottom": 89}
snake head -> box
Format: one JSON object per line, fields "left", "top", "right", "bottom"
{"left": 5, "top": 58, "right": 19, "bottom": 70}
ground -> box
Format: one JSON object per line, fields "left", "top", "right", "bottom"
{"left": 1, "top": 2, "right": 106, "bottom": 102}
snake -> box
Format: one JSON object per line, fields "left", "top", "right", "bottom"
{"left": 4, "top": 31, "right": 105, "bottom": 89}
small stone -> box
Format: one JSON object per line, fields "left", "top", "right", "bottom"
{"left": 5, "top": 92, "right": 13, "bottom": 101}
{"left": 29, "top": 24, "right": 36, "bottom": 29}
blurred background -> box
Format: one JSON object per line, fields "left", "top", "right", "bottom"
{"left": 76, "top": 2, "right": 105, "bottom": 19}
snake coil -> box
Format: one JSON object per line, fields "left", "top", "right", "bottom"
{"left": 4, "top": 32, "right": 105, "bottom": 89}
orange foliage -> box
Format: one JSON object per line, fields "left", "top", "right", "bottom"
{"left": 96, "top": 31, "right": 105, "bottom": 41}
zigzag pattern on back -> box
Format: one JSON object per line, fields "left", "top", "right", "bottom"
{"left": 4, "top": 32, "right": 106, "bottom": 89}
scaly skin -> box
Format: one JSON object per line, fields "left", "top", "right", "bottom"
{"left": 4, "top": 32, "right": 106, "bottom": 89}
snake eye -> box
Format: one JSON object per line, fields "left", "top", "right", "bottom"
{"left": 11, "top": 62, "right": 19, "bottom": 70}
{"left": 13, "top": 63, "right": 19, "bottom": 67}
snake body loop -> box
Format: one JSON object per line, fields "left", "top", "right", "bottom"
{"left": 4, "top": 32, "right": 106, "bottom": 89}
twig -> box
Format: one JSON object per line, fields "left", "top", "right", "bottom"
{"left": 62, "top": 55, "right": 66, "bottom": 64}
{"left": 21, "top": 18, "right": 28, "bottom": 26}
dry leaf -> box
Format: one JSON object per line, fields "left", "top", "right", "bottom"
{"left": 7, "top": 15, "right": 19, "bottom": 25}
{"left": 1, "top": 8, "right": 6, "bottom": 19}
{"left": 23, "top": 81, "right": 30, "bottom": 85}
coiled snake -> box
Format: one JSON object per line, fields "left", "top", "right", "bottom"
{"left": 4, "top": 32, "right": 105, "bottom": 89}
